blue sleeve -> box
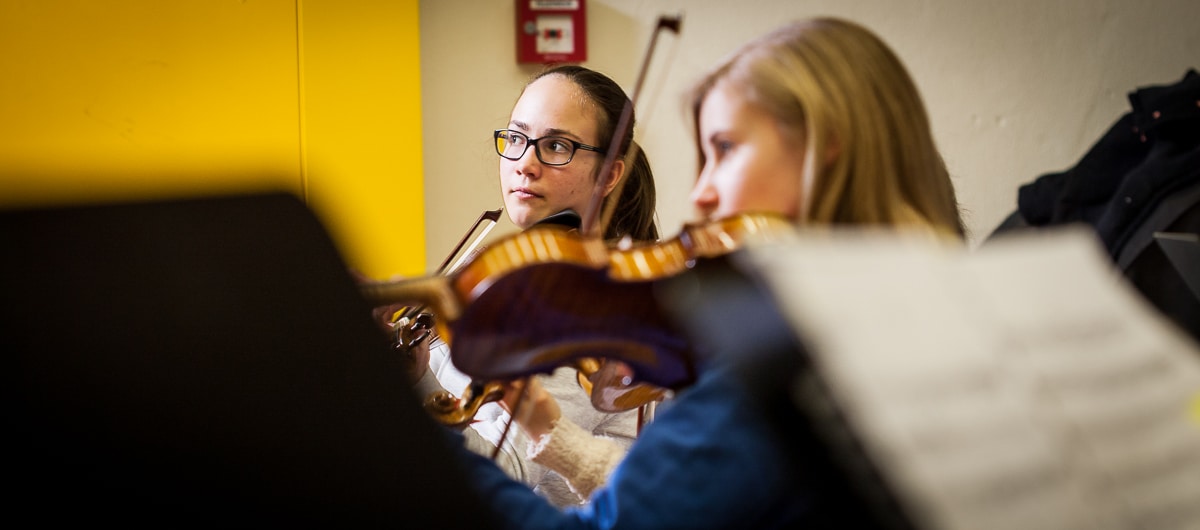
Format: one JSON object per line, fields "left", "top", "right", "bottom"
{"left": 454, "top": 359, "right": 811, "bottom": 530}
{"left": 580, "top": 362, "right": 811, "bottom": 530}
{"left": 451, "top": 430, "right": 595, "bottom": 530}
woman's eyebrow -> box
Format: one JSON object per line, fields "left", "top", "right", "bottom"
{"left": 508, "top": 122, "right": 582, "bottom": 140}
{"left": 541, "top": 127, "right": 580, "bottom": 139}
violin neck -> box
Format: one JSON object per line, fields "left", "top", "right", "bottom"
{"left": 361, "top": 276, "right": 461, "bottom": 323}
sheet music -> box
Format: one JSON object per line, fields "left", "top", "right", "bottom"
{"left": 738, "top": 227, "right": 1200, "bottom": 530}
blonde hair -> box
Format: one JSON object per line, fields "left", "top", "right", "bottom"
{"left": 689, "top": 17, "right": 965, "bottom": 237}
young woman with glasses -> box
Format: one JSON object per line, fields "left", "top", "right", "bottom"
{"left": 494, "top": 66, "right": 659, "bottom": 242}
{"left": 412, "top": 65, "right": 662, "bottom": 508}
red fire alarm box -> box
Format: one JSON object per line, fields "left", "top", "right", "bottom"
{"left": 516, "top": 0, "right": 587, "bottom": 64}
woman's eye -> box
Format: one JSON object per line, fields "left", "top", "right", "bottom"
{"left": 508, "top": 134, "right": 527, "bottom": 146}
{"left": 547, "top": 139, "right": 571, "bottom": 153}
{"left": 708, "top": 138, "right": 734, "bottom": 160}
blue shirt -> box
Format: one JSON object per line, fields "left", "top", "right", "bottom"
{"left": 453, "top": 350, "right": 818, "bottom": 529}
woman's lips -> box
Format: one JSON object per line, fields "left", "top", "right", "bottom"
{"left": 511, "top": 187, "right": 542, "bottom": 200}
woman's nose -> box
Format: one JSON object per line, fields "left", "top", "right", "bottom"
{"left": 690, "top": 173, "right": 718, "bottom": 219}
{"left": 515, "top": 143, "right": 542, "bottom": 176}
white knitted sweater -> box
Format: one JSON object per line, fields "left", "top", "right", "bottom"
{"left": 425, "top": 343, "right": 638, "bottom": 507}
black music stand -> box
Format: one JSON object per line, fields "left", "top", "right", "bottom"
{"left": 1, "top": 192, "right": 493, "bottom": 526}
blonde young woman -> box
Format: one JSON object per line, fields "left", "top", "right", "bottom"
{"left": 459, "top": 17, "right": 964, "bottom": 528}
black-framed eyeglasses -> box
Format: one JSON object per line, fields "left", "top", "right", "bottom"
{"left": 494, "top": 129, "right": 604, "bottom": 166}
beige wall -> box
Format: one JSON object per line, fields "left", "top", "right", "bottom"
{"left": 419, "top": 0, "right": 1200, "bottom": 269}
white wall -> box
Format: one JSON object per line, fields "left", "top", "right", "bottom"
{"left": 419, "top": 0, "right": 1200, "bottom": 270}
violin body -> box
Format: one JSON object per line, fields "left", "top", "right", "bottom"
{"left": 361, "top": 213, "right": 793, "bottom": 394}
{"left": 451, "top": 257, "right": 694, "bottom": 388}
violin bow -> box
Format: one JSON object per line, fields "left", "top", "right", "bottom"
{"left": 394, "top": 206, "right": 504, "bottom": 325}
{"left": 578, "top": 14, "right": 683, "bottom": 238}
{"left": 491, "top": 383, "right": 528, "bottom": 461}
{"left": 437, "top": 207, "right": 504, "bottom": 276}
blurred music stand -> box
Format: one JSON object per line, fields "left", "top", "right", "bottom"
{"left": 0, "top": 192, "right": 493, "bottom": 527}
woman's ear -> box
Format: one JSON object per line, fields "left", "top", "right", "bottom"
{"left": 602, "top": 158, "right": 626, "bottom": 196}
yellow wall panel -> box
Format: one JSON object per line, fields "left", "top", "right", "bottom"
{"left": 0, "top": 0, "right": 302, "bottom": 205}
{"left": 0, "top": 0, "right": 425, "bottom": 278}
{"left": 299, "top": 0, "right": 425, "bottom": 278}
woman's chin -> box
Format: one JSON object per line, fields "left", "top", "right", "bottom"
{"left": 507, "top": 209, "right": 538, "bottom": 230}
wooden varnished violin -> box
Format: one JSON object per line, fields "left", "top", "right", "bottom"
{"left": 362, "top": 212, "right": 793, "bottom": 398}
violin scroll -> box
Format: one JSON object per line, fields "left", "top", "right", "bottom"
{"left": 424, "top": 379, "right": 507, "bottom": 428}
{"left": 575, "top": 358, "right": 669, "bottom": 412}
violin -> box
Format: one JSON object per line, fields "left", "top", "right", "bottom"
{"left": 417, "top": 357, "right": 647, "bottom": 427}
{"left": 422, "top": 378, "right": 506, "bottom": 428}
{"left": 402, "top": 209, "right": 653, "bottom": 427}
{"left": 420, "top": 359, "right": 667, "bottom": 427}
{"left": 362, "top": 212, "right": 793, "bottom": 395}
{"left": 574, "top": 357, "right": 668, "bottom": 413}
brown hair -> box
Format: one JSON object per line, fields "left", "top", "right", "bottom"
{"left": 530, "top": 65, "right": 660, "bottom": 241}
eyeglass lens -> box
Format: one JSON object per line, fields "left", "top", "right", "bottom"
{"left": 495, "top": 130, "right": 576, "bottom": 166}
